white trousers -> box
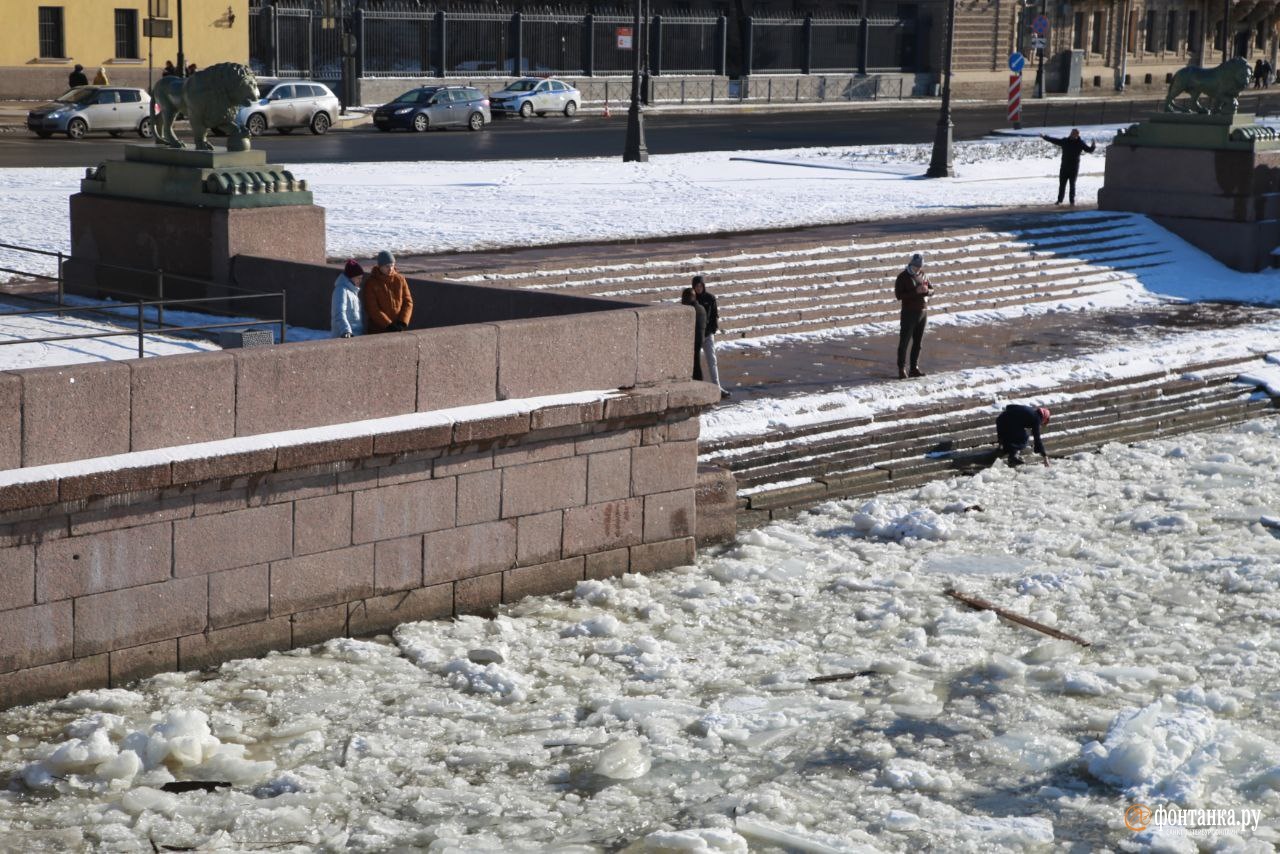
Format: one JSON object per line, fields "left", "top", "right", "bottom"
{"left": 702, "top": 333, "right": 721, "bottom": 389}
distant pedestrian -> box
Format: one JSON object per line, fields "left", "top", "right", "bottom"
{"left": 893, "top": 252, "right": 932, "bottom": 379}
{"left": 1040, "top": 128, "right": 1096, "bottom": 206}
{"left": 161, "top": 60, "right": 178, "bottom": 77}
{"left": 1255, "top": 59, "right": 1265, "bottom": 89}
{"left": 185, "top": 63, "right": 198, "bottom": 76}
{"left": 996, "top": 404, "right": 1051, "bottom": 467}
{"left": 1265, "top": 59, "right": 1274, "bottom": 88}
{"left": 92, "top": 66, "right": 110, "bottom": 85}
{"left": 68, "top": 64, "right": 88, "bottom": 88}
{"left": 331, "top": 259, "right": 365, "bottom": 338}
{"left": 362, "top": 251, "right": 413, "bottom": 333}
{"left": 691, "top": 274, "right": 729, "bottom": 398}
{"left": 681, "top": 287, "right": 707, "bottom": 382}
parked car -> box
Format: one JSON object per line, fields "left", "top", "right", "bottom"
{"left": 489, "top": 78, "right": 580, "bottom": 118}
{"left": 235, "top": 80, "right": 340, "bottom": 136}
{"left": 26, "top": 86, "right": 154, "bottom": 140}
{"left": 372, "top": 86, "right": 491, "bottom": 132}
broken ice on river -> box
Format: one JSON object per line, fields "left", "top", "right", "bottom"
{"left": 3, "top": 419, "right": 1280, "bottom": 853}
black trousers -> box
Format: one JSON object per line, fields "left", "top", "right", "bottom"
{"left": 1057, "top": 172, "right": 1078, "bottom": 204}
{"left": 897, "top": 310, "right": 927, "bottom": 371}
{"left": 692, "top": 343, "right": 704, "bottom": 381}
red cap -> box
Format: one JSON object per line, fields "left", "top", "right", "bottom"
{"left": 343, "top": 259, "right": 364, "bottom": 278}
{"left": 1036, "top": 407, "right": 1051, "bottom": 425}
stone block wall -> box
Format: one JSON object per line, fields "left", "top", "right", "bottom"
{"left": 0, "top": 298, "right": 714, "bottom": 709}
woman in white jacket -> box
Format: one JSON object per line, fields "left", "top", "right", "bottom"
{"left": 331, "top": 259, "right": 366, "bottom": 338}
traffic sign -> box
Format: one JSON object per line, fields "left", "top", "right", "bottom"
{"left": 616, "top": 27, "right": 633, "bottom": 49}
{"left": 1008, "top": 51, "right": 1025, "bottom": 73}
{"left": 1031, "top": 14, "right": 1050, "bottom": 35}
{"left": 1030, "top": 35, "right": 1046, "bottom": 50}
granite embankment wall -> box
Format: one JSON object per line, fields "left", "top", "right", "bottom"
{"left": 0, "top": 285, "right": 717, "bottom": 709}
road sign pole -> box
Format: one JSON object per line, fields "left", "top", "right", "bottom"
{"left": 1008, "top": 73, "right": 1023, "bottom": 127}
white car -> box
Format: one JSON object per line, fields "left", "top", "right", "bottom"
{"left": 26, "top": 86, "right": 154, "bottom": 140}
{"left": 489, "top": 78, "right": 580, "bottom": 118}
{"left": 235, "top": 80, "right": 341, "bottom": 136}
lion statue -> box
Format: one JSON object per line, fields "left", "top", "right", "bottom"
{"left": 1162, "top": 57, "right": 1252, "bottom": 115}
{"left": 151, "top": 62, "right": 259, "bottom": 151}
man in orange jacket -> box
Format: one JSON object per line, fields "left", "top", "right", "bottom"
{"left": 362, "top": 250, "right": 413, "bottom": 333}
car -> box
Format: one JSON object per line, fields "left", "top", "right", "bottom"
{"left": 26, "top": 86, "right": 154, "bottom": 140}
{"left": 235, "top": 80, "right": 340, "bottom": 136}
{"left": 489, "top": 78, "right": 580, "bottom": 118}
{"left": 372, "top": 86, "right": 491, "bottom": 132}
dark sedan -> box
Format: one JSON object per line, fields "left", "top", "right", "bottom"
{"left": 372, "top": 86, "right": 491, "bottom": 132}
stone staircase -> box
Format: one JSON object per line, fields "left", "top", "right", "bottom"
{"left": 953, "top": 0, "right": 1012, "bottom": 73}
{"left": 699, "top": 354, "right": 1277, "bottom": 526}
{"left": 445, "top": 213, "right": 1170, "bottom": 341}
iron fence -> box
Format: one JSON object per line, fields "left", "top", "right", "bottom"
{"left": 0, "top": 243, "right": 288, "bottom": 359}
{"left": 250, "top": 2, "right": 925, "bottom": 80}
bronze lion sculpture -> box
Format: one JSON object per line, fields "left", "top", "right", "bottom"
{"left": 1162, "top": 57, "right": 1252, "bottom": 115}
{"left": 151, "top": 62, "right": 259, "bottom": 151}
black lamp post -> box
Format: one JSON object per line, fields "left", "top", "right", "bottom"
{"left": 176, "top": 0, "right": 186, "bottom": 76}
{"left": 623, "top": 0, "right": 649, "bottom": 162}
{"left": 1222, "top": 0, "right": 1231, "bottom": 62}
{"left": 925, "top": 0, "right": 956, "bottom": 177}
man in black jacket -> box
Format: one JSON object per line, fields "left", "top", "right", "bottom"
{"left": 996, "top": 404, "right": 1051, "bottom": 467}
{"left": 1041, "top": 129, "right": 1096, "bottom": 206}
{"left": 893, "top": 253, "right": 932, "bottom": 379}
{"left": 681, "top": 287, "right": 707, "bottom": 382}
{"left": 68, "top": 64, "right": 88, "bottom": 88}
{"left": 691, "top": 275, "right": 728, "bottom": 398}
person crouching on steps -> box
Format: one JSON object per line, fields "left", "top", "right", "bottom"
{"left": 894, "top": 252, "right": 932, "bottom": 379}
{"left": 362, "top": 250, "right": 413, "bottom": 333}
{"left": 996, "top": 404, "right": 1051, "bottom": 467}
{"left": 331, "top": 259, "right": 365, "bottom": 338}
{"left": 681, "top": 287, "right": 707, "bottom": 382}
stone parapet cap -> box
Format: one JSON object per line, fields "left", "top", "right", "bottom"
{"left": 0, "top": 381, "right": 719, "bottom": 515}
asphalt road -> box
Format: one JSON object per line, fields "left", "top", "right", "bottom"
{"left": 0, "top": 103, "right": 1033, "bottom": 167}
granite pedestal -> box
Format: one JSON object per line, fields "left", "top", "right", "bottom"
{"left": 1098, "top": 113, "right": 1280, "bottom": 272}
{"left": 68, "top": 145, "right": 326, "bottom": 299}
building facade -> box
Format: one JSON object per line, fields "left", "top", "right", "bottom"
{"left": 951, "top": 0, "right": 1279, "bottom": 98}
{"left": 0, "top": 1, "right": 249, "bottom": 99}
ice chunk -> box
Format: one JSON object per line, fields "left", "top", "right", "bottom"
{"left": 880, "top": 759, "right": 953, "bottom": 792}
{"left": 643, "top": 828, "right": 748, "bottom": 852}
{"left": 442, "top": 658, "right": 528, "bottom": 703}
{"left": 54, "top": 689, "right": 145, "bottom": 713}
{"left": 561, "top": 614, "right": 621, "bottom": 638}
{"left": 95, "top": 749, "right": 142, "bottom": 783}
{"left": 1083, "top": 697, "right": 1224, "bottom": 803}
{"left": 594, "top": 736, "right": 651, "bottom": 780}
{"left": 921, "top": 554, "right": 1029, "bottom": 576}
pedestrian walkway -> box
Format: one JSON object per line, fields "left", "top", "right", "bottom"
{"left": 407, "top": 209, "right": 1280, "bottom": 520}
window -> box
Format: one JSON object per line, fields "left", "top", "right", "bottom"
{"left": 119, "top": 89, "right": 140, "bottom": 102}
{"left": 1187, "top": 11, "right": 1198, "bottom": 53}
{"left": 114, "top": 9, "right": 139, "bottom": 59}
{"left": 1073, "top": 12, "right": 1085, "bottom": 49}
{"left": 1166, "top": 12, "right": 1177, "bottom": 52}
{"left": 1214, "top": 18, "right": 1224, "bottom": 52}
{"left": 1258, "top": 21, "right": 1266, "bottom": 49}
{"left": 1145, "top": 10, "right": 1157, "bottom": 52}
{"left": 1091, "top": 12, "right": 1105, "bottom": 55}
{"left": 38, "top": 7, "right": 64, "bottom": 58}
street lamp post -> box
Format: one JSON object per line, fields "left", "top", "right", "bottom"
{"left": 176, "top": 0, "right": 186, "bottom": 75}
{"left": 1222, "top": 0, "right": 1231, "bottom": 62}
{"left": 623, "top": 0, "right": 649, "bottom": 161}
{"left": 925, "top": 0, "right": 957, "bottom": 177}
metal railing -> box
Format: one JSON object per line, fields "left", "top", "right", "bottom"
{"left": 249, "top": 2, "right": 926, "bottom": 80}
{"left": 0, "top": 244, "right": 288, "bottom": 360}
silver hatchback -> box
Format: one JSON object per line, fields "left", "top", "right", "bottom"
{"left": 236, "top": 80, "right": 341, "bottom": 136}
{"left": 27, "top": 86, "right": 154, "bottom": 140}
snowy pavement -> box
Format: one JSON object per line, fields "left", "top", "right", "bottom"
{"left": 3, "top": 419, "right": 1280, "bottom": 851}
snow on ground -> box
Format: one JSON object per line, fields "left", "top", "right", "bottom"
{"left": 703, "top": 322, "right": 1280, "bottom": 443}
{"left": 0, "top": 137, "right": 1109, "bottom": 282}
{"left": 3, "top": 419, "right": 1280, "bottom": 852}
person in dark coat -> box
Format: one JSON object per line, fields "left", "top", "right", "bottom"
{"left": 681, "top": 287, "right": 707, "bottom": 382}
{"left": 68, "top": 64, "right": 88, "bottom": 88}
{"left": 893, "top": 252, "right": 932, "bottom": 379}
{"left": 996, "top": 404, "right": 1051, "bottom": 467}
{"left": 1041, "top": 129, "right": 1096, "bottom": 206}
{"left": 161, "top": 60, "right": 178, "bottom": 77}
{"left": 691, "top": 274, "right": 728, "bottom": 397}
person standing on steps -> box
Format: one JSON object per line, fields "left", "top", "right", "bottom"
{"left": 996, "top": 404, "right": 1051, "bottom": 467}
{"left": 681, "top": 287, "right": 707, "bottom": 382}
{"left": 1041, "top": 129, "right": 1096, "bottom": 206}
{"left": 691, "top": 274, "right": 729, "bottom": 398}
{"left": 893, "top": 252, "right": 932, "bottom": 379}
{"left": 68, "top": 64, "right": 88, "bottom": 88}
{"left": 362, "top": 251, "right": 413, "bottom": 333}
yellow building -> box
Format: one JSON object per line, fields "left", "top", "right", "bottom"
{"left": 0, "top": 0, "right": 249, "bottom": 99}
